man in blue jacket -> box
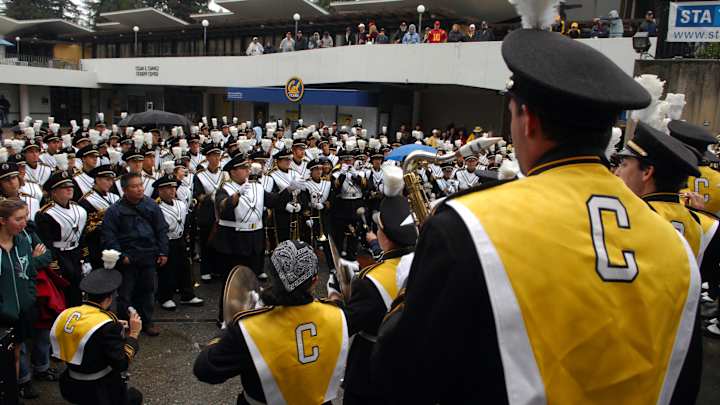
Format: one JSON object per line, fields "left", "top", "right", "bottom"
{"left": 102, "top": 172, "right": 168, "bottom": 336}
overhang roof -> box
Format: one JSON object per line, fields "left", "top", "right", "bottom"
{"left": 0, "top": 15, "right": 94, "bottom": 37}
{"left": 194, "top": 0, "right": 329, "bottom": 24}
{"left": 99, "top": 8, "right": 189, "bottom": 30}
{"left": 329, "top": 0, "right": 517, "bottom": 23}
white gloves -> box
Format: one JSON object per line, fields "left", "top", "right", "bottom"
{"left": 287, "top": 180, "right": 305, "bottom": 192}
{"left": 285, "top": 202, "right": 301, "bottom": 213}
{"left": 305, "top": 219, "right": 314, "bottom": 228}
{"left": 313, "top": 202, "right": 324, "bottom": 210}
{"left": 326, "top": 271, "right": 342, "bottom": 297}
{"left": 238, "top": 183, "right": 251, "bottom": 196}
{"left": 82, "top": 262, "right": 93, "bottom": 276}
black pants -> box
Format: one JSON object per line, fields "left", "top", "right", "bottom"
{"left": 60, "top": 370, "right": 142, "bottom": 405}
{"left": 116, "top": 261, "right": 156, "bottom": 326}
{"left": 156, "top": 238, "right": 194, "bottom": 302}
{"left": 198, "top": 226, "right": 214, "bottom": 277}
{"left": 56, "top": 248, "right": 83, "bottom": 307}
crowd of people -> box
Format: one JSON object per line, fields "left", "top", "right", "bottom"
{"left": 0, "top": 110, "right": 519, "bottom": 403}
{"left": 554, "top": 8, "right": 658, "bottom": 39}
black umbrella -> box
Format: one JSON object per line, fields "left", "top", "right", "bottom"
{"left": 117, "top": 110, "right": 191, "bottom": 129}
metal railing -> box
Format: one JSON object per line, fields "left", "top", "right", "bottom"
{"left": 0, "top": 54, "right": 82, "bottom": 70}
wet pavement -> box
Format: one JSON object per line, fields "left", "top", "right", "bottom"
{"left": 28, "top": 262, "right": 720, "bottom": 405}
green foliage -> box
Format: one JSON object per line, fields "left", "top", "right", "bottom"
{"left": 696, "top": 43, "right": 720, "bottom": 59}
{"left": 85, "top": 0, "right": 207, "bottom": 25}
{"left": 3, "top": 0, "right": 78, "bottom": 21}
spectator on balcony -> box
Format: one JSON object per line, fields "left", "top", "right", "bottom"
{"left": 320, "top": 31, "right": 334, "bottom": 48}
{"left": 639, "top": 10, "right": 658, "bottom": 37}
{"left": 246, "top": 37, "right": 264, "bottom": 56}
{"left": 368, "top": 23, "right": 379, "bottom": 43}
{"left": 608, "top": 10, "right": 624, "bottom": 38}
{"left": 478, "top": 21, "right": 496, "bottom": 41}
{"left": 308, "top": 32, "right": 321, "bottom": 49}
{"left": 0, "top": 95, "right": 9, "bottom": 127}
{"left": 567, "top": 22, "right": 581, "bottom": 39}
{"left": 264, "top": 41, "right": 276, "bottom": 54}
{"left": 295, "top": 31, "right": 309, "bottom": 51}
{"left": 402, "top": 24, "right": 421, "bottom": 44}
{"left": 590, "top": 18, "right": 609, "bottom": 38}
{"left": 423, "top": 26, "right": 432, "bottom": 43}
{"left": 467, "top": 24, "right": 479, "bottom": 41}
{"left": 342, "top": 26, "right": 355, "bottom": 46}
{"left": 375, "top": 28, "right": 390, "bottom": 44}
{"left": 448, "top": 24, "right": 467, "bottom": 42}
{"left": 552, "top": 15, "right": 567, "bottom": 34}
{"left": 279, "top": 32, "right": 295, "bottom": 52}
{"left": 356, "top": 23, "right": 368, "bottom": 45}
{"left": 428, "top": 21, "right": 447, "bottom": 43}
{"left": 392, "top": 21, "right": 408, "bottom": 43}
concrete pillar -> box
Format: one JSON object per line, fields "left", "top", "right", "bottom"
{"left": 19, "top": 84, "right": 29, "bottom": 120}
{"left": 411, "top": 90, "right": 422, "bottom": 127}
{"left": 0, "top": 36, "right": 5, "bottom": 59}
{"left": 202, "top": 91, "right": 210, "bottom": 116}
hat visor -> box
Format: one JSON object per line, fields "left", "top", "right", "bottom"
{"left": 703, "top": 150, "right": 720, "bottom": 163}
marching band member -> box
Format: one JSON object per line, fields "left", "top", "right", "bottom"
{"left": 0, "top": 154, "right": 41, "bottom": 221}
{"left": 453, "top": 153, "right": 480, "bottom": 190}
{"left": 266, "top": 146, "right": 304, "bottom": 245}
{"left": 331, "top": 149, "right": 366, "bottom": 260}
{"left": 72, "top": 144, "right": 100, "bottom": 201}
{"left": 153, "top": 173, "right": 204, "bottom": 311}
{"left": 114, "top": 148, "right": 148, "bottom": 197}
{"left": 51, "top": 256, "right": 143, "bottom": 405}
{"left": 36, "top": 170, "right": 88, "bottom": 307}
{"left": 433, "top": 161, "right": 460, "bottom": 198}
{"left": 300, "top": 158, "right": 332, "bottom": 246}
{"left": 674, "top": 120, "right": 720, "bottom": 216}
{"left": 193, "top": 142, "right": 224, "bottom": 282}
{"left": 372, "top": 16, "right": 701, "bottom": 404}
{"left": 194, "top": 240, "right": 349, "bottom": 405}
{"left": 40, "top": 130, "right": 62, "bottom": 169}
{"left": 290, "top": 136, "right": 310, "bottom": 179}
{"left": 141, "top": 147, "right": 159, "bottom": 197}
{"left": 329, "top": 164, "right": 417, "bottom": 405}
{"left": 188, "top": 135, "right": 204, "bottom": 173}
{"left": 23, "top": 139, "right": 51, "bottom": 187}
{"left": 78, "top": 165, "right": 119, "bottom": 269}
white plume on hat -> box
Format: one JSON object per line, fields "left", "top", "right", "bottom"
{"left": 222, "top": 116, "right": 228, "bottom": 125}
{"left": 498, "top": 158, "right": 520, "bottom": 180}
{"left": 191, "top": 126, "right": 199, "bottom": 135}
{"left": 267, "top": 128, "right": 276, "bottom": 138}
{"left": 24, "top": 127, "right": 35, "bottom": 140}
{"left": 261, "top": 138, "right": 273, "bottom": 153}
{"left": 11, "top": 139, "right": 25, "bottom": 152}
{"left": 232, "top": 117, "right": 239, "bottom": 124}
{"left": 382, "top": 165, "right": 404, "bottom": 197}
{"left": 298, "top": 118, "right": 304, "bottom": 126}
{"left": 358, "top": 139, "right": 367, "bottom": 152}
{"left": 412, "top": 130, "right": 423, "bottom": 140}
{"left": 631, "top": 74, "right": 667, "bottom": 130}
{"left": 97, "top": 112, "right": 104, "bottom": 123}
{"left": 177, "top": 127, "right": 184, "bottom": 137}
{"left": 212, "top": 118, "right": 218, "bottom": 128}
{"left": 239, "top": 122, "right": 247, "bottom": 131}
{"left": 48, "top": 117, "right": 55, "bottom": 125}
{"left": 62, "top": 134, "right": 72, "bottom": 148}
{"left": 121, "top": 112, "right": 128, "bottom": 119}
{"left": 238, "top": 139, "right": 254, "bottom": 154}
{"left": 665, "top": 93, "right": 686, "bottom": 121}
{"left": 179, "top": 139, "right": 188, "bottom": 153}
{"left": 89, "top": 129, "right": 101, "bottom": 145}
{"left": 50, "top": 123, "right": 60, "bottom": 135}
{"left": 202, "top": 116, "right": 208, "bottom": 125}
{"left": 101, "top": 250, "right": 121, "bottom": 270}
{"left": 171, "top": 127, "right": 178, "bottom": 137}
{"left": 18, "top": 122, "right": 27, "bottom": 131}
{"left": 199, "top": 134, "right": 207, "bottom": 145}
{"left": 283, "top": 138, "right": 293, "bottom": 150}
{"left": 246, "top": 121, "right": 252, "bottom": 128}
{"left": 278, "top": 119, "right": 284, "bottom": 128}
{"left": 172, "top": 146, "right": 182, "bottom": 160}
{"left": 380, "top": 136, "right": 388, "bottom": 146}
{"left": 108, "top": 149, "right": 122, "bottom": 165}
{"left": 55, "top": 153, "right": 69, "bottom": 171}
{"left": 230, "top": 127, "right": 239, "bottom": 137}
{"left": 605, "top": 127, "right": 622, "bottom": 160}
{"left": 509, "top": 0, "right": 561, "bottom": 30}
{"left": 361, "top": 129, "right": 368, "bottom": 139}
{"left": 144, "top": 132, "right": 153, "bottom": 147}
{"left": 112, "top": 124, "right": 119, "bottom": 134}
{"left": 162, "top": 161, "right": 175, "bottom": 175}
{"left": 133, "top": 131, "right": 145, "bottom": 150}
{"left": 368, "top": 138, "right": 381, "bottom": 152}
{"left": 23, "top": 116, "right": 32, "bottom": 125}
{"left": 82, "top": 118, "right": 90, "bottom": 129}
{"left": 211, "top": 130, "right": 223, "bottom": 145}
{"left": 70, "top": 119, "right": 77, "bottom": 129}
{"left": 0, "top": 148, "right": 7, "bottom": 164}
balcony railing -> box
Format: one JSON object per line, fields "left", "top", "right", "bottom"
{"left": 0, "top": 54, "right": 82, "bottom": 70}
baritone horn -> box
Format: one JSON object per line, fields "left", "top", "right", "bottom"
{"left": 402, "top": 137, "right": 503, "bottom": 224}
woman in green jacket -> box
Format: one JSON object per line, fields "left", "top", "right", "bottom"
{"left": 0, "top": 199, "right": 52, "bottom": 400}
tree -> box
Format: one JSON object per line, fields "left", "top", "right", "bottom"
{"left": 3, "top": 0, "right": 56, "bottom": 19}
{"left": 85, "top": 0, "right": 143, "bottom": 26}
{"left": 85, "top": 0, "right": 208, "bottom": 25}
{"left": 158, "top": 0, "right": 208, "bottom": 22}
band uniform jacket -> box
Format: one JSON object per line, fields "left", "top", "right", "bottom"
{"left": 24, "top": 162, "right": 51, "bottom": 187}
{"left": 51, "top": 301, "right": 139, "bottom": 405}
{"left": 211, "top": 180, "right": 290, "bottom": 257}
{"left": 194, "top": 299, "right": 349, "bottom": 405}
{"left": 193, "top": 167, "right": 224, "bottom": 229}
{"left": 35, "top": 201, "right": 88, "bottom": 286}
{"left": 79, "top": 190, "right": 120, "bottom": 268}
{"left": 372, "top": 149, "right": 702, "bottom": 405}
{"left": 343, "top": 248, "right": 413, "bottom": 398}
{"left": 684, "top": 165, "right": 720, "bottom": 216}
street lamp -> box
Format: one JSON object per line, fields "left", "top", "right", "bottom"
{"left": 14, "top": 36, "right": 20, "bottom": 58}
{"left": 202, "top": 19, "right": 209, "bottom": 56}
{"left": 293, "top": 13, "right": 301, "bottom": 37}
{"left": 133, "top": 26, "right": 139, "bottom": 56}
{"left": 417, "top": 5, "right": 426, "bottom": 34}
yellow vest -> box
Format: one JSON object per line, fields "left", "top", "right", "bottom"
{"left": 644, "top": 193, "right": 703, "bottom": 261}
{"left": 447, "top": 156, "right": 700, "bottom": 405}
{"left": 50, "top": 304, "right": 117, "bottom": 365}
{"left": 689, "top": 208, "right": 720, "bottom": 266}
{"left": 684, "top": 165, "right": 720, "bottom": 215}
{"left": 238, "top": 301, "right": 349, "bottom": 405}
{"left": 361, "top": 256, "right": 403, "bottom": 310}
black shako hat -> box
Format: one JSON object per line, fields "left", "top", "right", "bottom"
{"left": 667, "top": 120, "right": 719, "bottom": 164}
{"left": 80, "top": 268, "right": 122, "bottom": 295}
{"left": 618, "top": 121, "right": 700, "bottom": 177}
{"left": 502, "top": 29, "right": 651, "bottom": 130}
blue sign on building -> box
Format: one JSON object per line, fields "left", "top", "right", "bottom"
{"left": 227, "top": 87, "right": 377, "bottom": 107}
{"left": 668, "top": 1, "right": 720, "bottom": 42}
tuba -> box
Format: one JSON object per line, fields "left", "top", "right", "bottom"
{"left": 402, "top": 137, "right": 502, "bottom": 224}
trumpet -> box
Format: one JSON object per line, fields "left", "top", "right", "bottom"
{"left": 308, "top": 192, "right": 328, "bottom": 246}
{"left": 289, "top": 187, "right": 301, "bottom": 241}
{"left": 402, "top": 137, "right": 502, "bottom": 224}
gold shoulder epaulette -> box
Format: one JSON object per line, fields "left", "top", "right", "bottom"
{"left": 231, "top": 306, "right": 274, "bottom": 324}
{"left": 317, "top": 297, "right": 342, "bottom": 307}
{"left": 155, "top": 197, "right": 162, "bottom": 204}
{"left": 18, "top": 192, "right": 30, "bottom": 198}
{"left": 79, "top": 190, "right": 93, "bottom": 202}
{"left": 359, "top": 261, "right": 384, "bottom": 279}
{"left": 39, "top": 201, "right": 55, "bottom": 213}
{"left": 101, "top": 309, "right": 119, "bottom": 323}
